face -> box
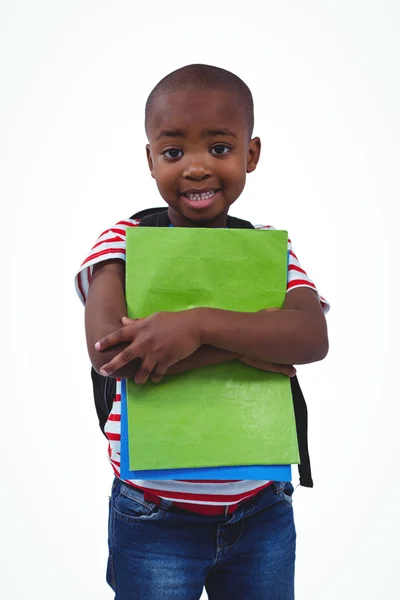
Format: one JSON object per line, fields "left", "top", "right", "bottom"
{"left": 145, "top": 89, "right": 261, "bottom": 227}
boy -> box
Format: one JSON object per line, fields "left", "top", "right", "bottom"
{"left": 76, "top": 64, "right": 329, "bottom": 599}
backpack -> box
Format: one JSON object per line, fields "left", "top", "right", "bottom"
{"left": 90, "top": 207, "right": 314, "bottom": 487}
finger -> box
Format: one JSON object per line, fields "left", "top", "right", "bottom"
{"left": 278, "top": 365, "right": 297, "bottom": 377}
{"left": 272, "top": 365, "right": 296, "bottom": 377}
{"left": 241, "top": 357, "right": 275, "bottom": 370}
{"left": 134, "top": 357, "right": 158, "bottom": 385}
{"left": 150, "top": 362, "right": 169, "bottom": 384}
{"left": 100, "top": 344, "right": 141, "bottom": 376}
{"left": 264, "top": 363, "right": 296, "bottom": 377}
{"left": 95, "top": 326, "right": 136, "bottom": 351}
{"left": 121, "top": 316, "right": 143, "bottom": 325}
{"left": 269, "top": 364, "right": 296, "bottom": 377}
{"left": 240, "top": 358, "right": 296, "bottom": 377}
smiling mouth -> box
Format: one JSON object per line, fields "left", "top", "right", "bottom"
{"left": 182, "top": 189, "right": 220, "bottom": 202}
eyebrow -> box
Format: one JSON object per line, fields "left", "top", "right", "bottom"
{"left": 156, "top": 128, "right": 239, "bottom": 140}
{"left": 156, "top": 129, "right": 185, "bottom": 140}
{"left": 206, "top": 129, "right": 238, "bottom": 139}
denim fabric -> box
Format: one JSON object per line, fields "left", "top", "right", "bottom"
{"left": 107, "top": 478, "right": 296, "bottom": 599}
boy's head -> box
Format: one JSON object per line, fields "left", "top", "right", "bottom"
{"left": 145, "top": 64, "right": 261, "bottom": 227}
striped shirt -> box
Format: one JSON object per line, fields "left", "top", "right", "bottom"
{"left": 76, "top": 217, "right": 329, "bottom": 508}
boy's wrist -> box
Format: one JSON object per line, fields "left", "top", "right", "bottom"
{"left": 194, "top": 307, "right": 223, "bottom": 348}
{"left": 192, "top": 307, "right": 209, "bottom": 346}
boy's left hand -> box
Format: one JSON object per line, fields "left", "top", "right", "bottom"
{"left": 95, "top": 310, "right": 202, "bottom": 383}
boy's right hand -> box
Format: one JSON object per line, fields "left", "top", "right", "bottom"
{"left": 96, "top": 310, "right": 203, "bottom": 383}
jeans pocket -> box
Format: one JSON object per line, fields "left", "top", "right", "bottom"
{"left": 111, "top": 484, "right": 165, "bottom": 549}
{"left": 113, "top": 483, "right": 162, "bottom": 523}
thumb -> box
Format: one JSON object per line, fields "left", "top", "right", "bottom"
{"left": 121, "top": 316, "right": 141, "bottom": 325}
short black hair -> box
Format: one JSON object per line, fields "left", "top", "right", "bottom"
{"left": 145, "top": 64, "right": 254, "bottom": 137}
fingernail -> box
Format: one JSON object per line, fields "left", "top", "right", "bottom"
{"left": 95, "top": 342, "right": 101, "bottom": 350}
{"left": 100, "top": 368, "right": 108, "bottom": 376}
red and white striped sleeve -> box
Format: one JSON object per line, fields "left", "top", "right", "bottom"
{"left": 255, "top": 225, "right": 330, "bottom": 314}
{"left": 75, "top": 218, "right": 139, "bottom": 305}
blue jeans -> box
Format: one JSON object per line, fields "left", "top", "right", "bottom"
{"left": 107, "top": 478, "right": 296, "bottom": 599}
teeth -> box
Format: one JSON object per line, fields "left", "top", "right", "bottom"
{"left": 186, "top": 191, "right": 216, "bottom": 201}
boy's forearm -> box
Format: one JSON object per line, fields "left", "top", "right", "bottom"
{"left": 85, "top": 261, "right": 142, "bottom": 379}
{"left": 85, "top": 262, "right": 240, "bottom": 379}
{"left": 165, "top": 346, "right": 240, "bottom": 377}
{"left": 197, "top": 307, "right": 328, "bottom": 365}
{"left": 107, "top": 346, "right": 239, "bottom": 380}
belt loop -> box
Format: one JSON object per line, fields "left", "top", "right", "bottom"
{"left": 144, "top": 491, "right": 172, "bottom": 511}
{"left": 272, "top": 481, "right": 284, "bottom": 495}
{"left": 160, "top": 498, "right": 173, "bottom": 511}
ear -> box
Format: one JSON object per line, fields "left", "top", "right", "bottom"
{"left": 146, "top": 144, "right": 155, "bottom": 179}
{"left": 246, "top": 137, "right": 261, "bottom": 173}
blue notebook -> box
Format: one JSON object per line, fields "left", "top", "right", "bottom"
{"left": 120, "top": 379, "right": 292, "bottom": 481}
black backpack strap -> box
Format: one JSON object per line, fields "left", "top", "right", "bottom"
{"left": 135, "top": 209, "right": 170, "bottom": 227}
{"left": 130, "top": 207, "right": 166, "bottom": 221}
{"left": 136, "top": 211, "right": 255, "bottom": 230}
{"left": 226, "top": 215, "right": 255, "bottom": 229}
{"left": 290, "top": 376, "right": 313, "bottom": 487}
{"left": 90, "top": 367, "right": 116, "bottom": 437}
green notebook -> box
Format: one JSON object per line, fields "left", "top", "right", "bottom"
{"left": 125, "top": 227, "right": 300, "bottom": 470}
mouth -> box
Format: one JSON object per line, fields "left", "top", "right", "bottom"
{"left": 181, "top": 188, "right": 221, "bottom": 209}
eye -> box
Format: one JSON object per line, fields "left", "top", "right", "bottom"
{"left": 210, "top": 144, "right": 231, "bottom": 156}
{"left": 162, "top": 148, "right": 183, "bottom": 159}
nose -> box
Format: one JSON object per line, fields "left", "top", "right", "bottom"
{"left": 182, "top": 157, "right": 212, "bottom": 181}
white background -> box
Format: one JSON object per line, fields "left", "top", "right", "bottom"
{"left": 1, "top": 1, "right": 399, "bottom": 598}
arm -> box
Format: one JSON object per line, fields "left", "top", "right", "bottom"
{"left": 165, "top": 345, "right": 240, "bottom": 376}
{"left": 96, "top": 287, "right": 327, "bottom": 381}
{"left": 164, "top": 306, "right": 296, "bottom": 377}
{"left": 198, "top": 287, "right": 329, "bottom": 365}
{"left": 85, "top": 260, "right": 138, "bottom": 379}
{"left": 119, "top": 312, "right": 296, "bottom": 379}
{"left": 85, "top": 260, "right": 239, "bottom": 379}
